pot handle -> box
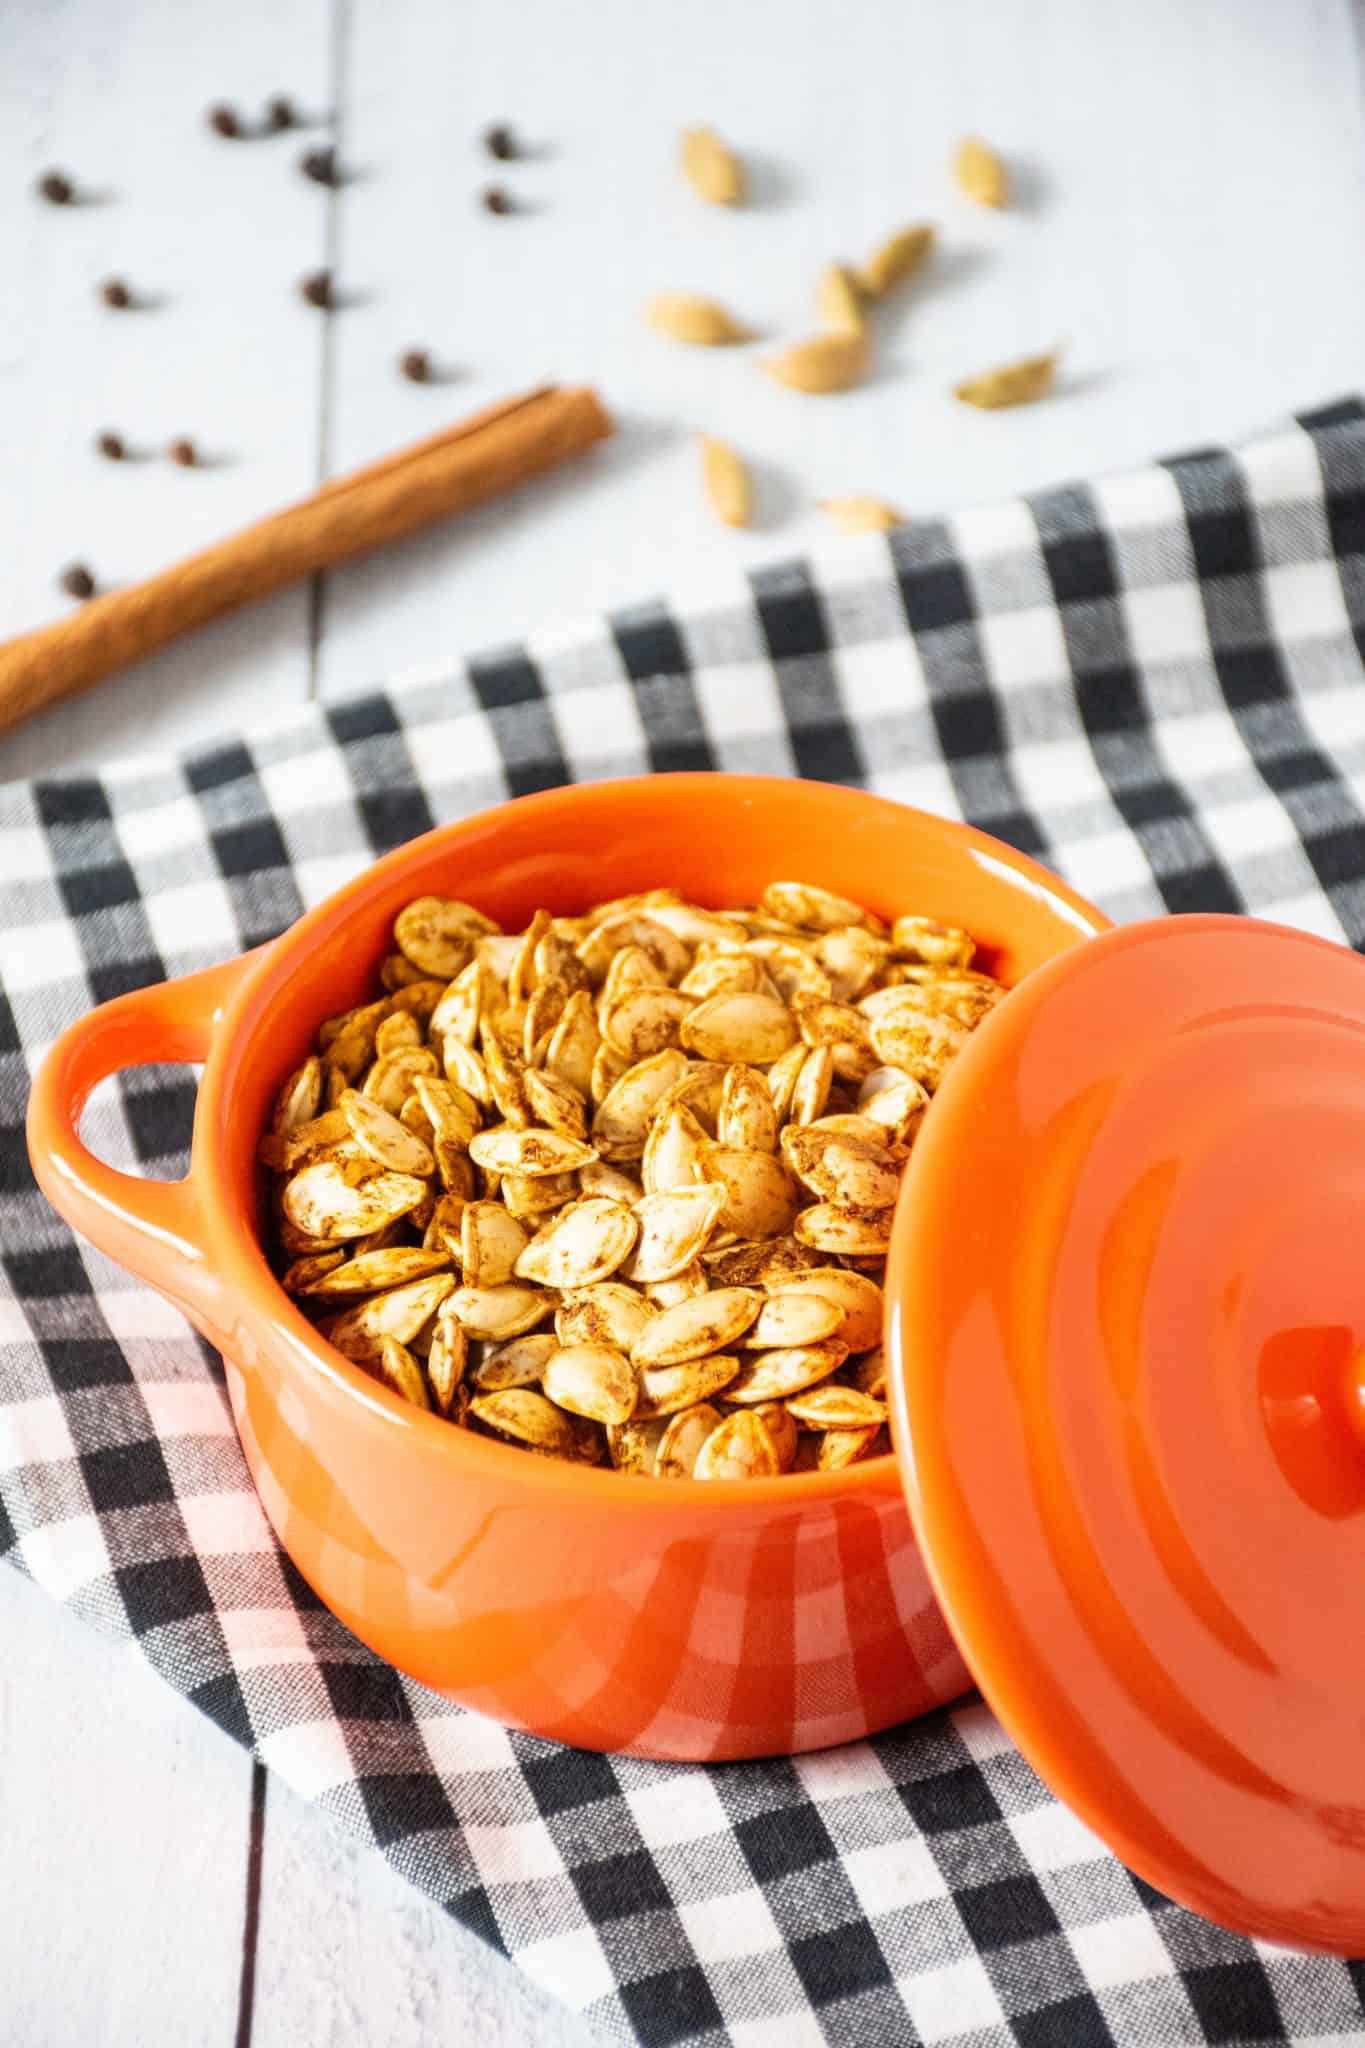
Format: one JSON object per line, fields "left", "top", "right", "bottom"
{"left": 26, "top": 952, "right": 259, "bottom": 1330}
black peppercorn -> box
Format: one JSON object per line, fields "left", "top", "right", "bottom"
{"left": 96, "top": 431, "right": 126, "bottom": 461}
{"left": 299, "top": 146, "right": 338, "bottom": 187}
{"left": 483, "top": 124, "right": 517, "bottom": 161}
{"left": 399, "top": 348, "right": 432, "bottom": 384}
{"left": 481, "top": 185, "right": 513, "bottom": 215}
{"left": 59, "top": 563, "right": 96, "bottom": 600}
{"left": 37, "top": 170, "right": 75, "bottom": 205}
{"left": 207, "top": 104, "right": 242, "bottom": 139}
{"left": 265, "top": 95, "right": 297, "bottom": 132}
{"left": 167, "top": 437, "right": 198, "bottom": 467}
{"left": 299, "top": 268, "right": 335, "bottom": 309}
{"left": 99, "top": 277, "right": 132, "bottom": 310}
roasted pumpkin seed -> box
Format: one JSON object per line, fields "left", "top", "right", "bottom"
{"left": 260, "top": 876, "right": 1001, "bottom": 1477}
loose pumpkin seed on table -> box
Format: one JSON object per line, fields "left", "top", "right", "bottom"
{"left": 257, "top": 882, "right": 1003, "bottom": 1480}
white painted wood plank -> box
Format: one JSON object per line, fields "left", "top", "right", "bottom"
{"left": 0, "top": 1565, "right": 247, "bottom": 2048}
{"left": 317, "top": 0, "right": 1365, "bottom": 700}
{"left": 252, "top": 1771, "right": 596, "bottom": 2048}
{"left": 0, "top": 0, "right": 330, "bottom": 778}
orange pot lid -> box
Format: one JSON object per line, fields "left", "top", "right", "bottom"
{"left": 888, "top": 913, "right": 1365, "bottom": 1952}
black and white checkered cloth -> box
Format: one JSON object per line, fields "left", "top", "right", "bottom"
{"left": 4, "top": 398, "right": 1365, "bottom": 2047}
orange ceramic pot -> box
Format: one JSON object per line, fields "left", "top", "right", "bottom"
{"left": 27, "top": 775, "right": 1107, "bottom": 1760}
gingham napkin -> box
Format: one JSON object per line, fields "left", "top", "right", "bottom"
{"left": 4, "top": 398, "right": 1365, "bottom": 2048}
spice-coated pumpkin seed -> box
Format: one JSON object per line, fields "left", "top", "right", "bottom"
{"left": 473, "top": 1332, "right": 558, "bottom": 1392}
{"left": 697, "top": 1142, "right": 800, "bottom": 1240}
{"left": 655, "top": 1402, "right": 725, "bottom": 1479}
{"left": 645, "top": 1261, "right": 710, "bottom": 1307}
{"left": 468, "top": 1126, "right": 597, "bottom": 1176}
{"left": 602, "top": 986, "right": 697, "bottom": 1060}
{"left": 340, "top": 1089, "right": 435, "bottom": 1177}
{"left": 376, "top": 1335, "right": 431, "bottom": 1410}
{"left": 682, "top": 992, "right": 798, "bottom": 1065}
{"left": 556, "top": 1282, "right": 656, "bottom": 1353}
{"left": 741, "top": 1291, "right": 842, "bottom": 1350}
{"left": 785, "top": 1383, "right": 885, "bottom": 1431}
{"left": 849, "top": 1345, "right": 888, "bottom": 1399}
{"left": 767, "top": 1267, "right": 885, "bottom": 1353}
{"left": 394, "top": 896, "right": 496, "bottom": 979}
{"left": 642, "top": 1098, "right": 709, "bottom": 1195}
{"left": 514, "top": 1197, "right": 638, "bottom": 1290}
{"left": 819, "top": 1423, "right": 885, "bottom": 1470}
{"left": 749, "top": 1399, "right": 799, "bottom": 1472}
{"left": 718, "top": 1064, "right": 779, "bottom": 1154}
{"left": 325, "top": 1273, "right": 456, "bottom": 1366}
{"left": 447, "top": 1282, "right": 553, "bottom": 1340}
{"left": 542, "top": 1344, "right": 638, "bottom": 1425}
{"left": 426, "top": 1306, "right": 469, "bottom": 1413}
{"left": 281, "top": 1249, "right": 348, "bottom": 1294}
{"left": 578, "top": 1158, "right": 644, "bottom": 1206}
{"left": 760, "top": 881, "right": 872, "bottom": 932}
{"left": 591, "top": 1048, "right": 689, "bottom": 1159}
{"left": 471, "top": 1388, "right": 578, "bottom": 1458}
{"left": 631, "top": 1286, "right": 761, "bottom": 1368}
{"left": 634, "top": 1352, "right": 741, "bottom": 1419}
{"left": 622, "top": 1183, "right": 725, "bottom": 1283}
{"left": 375, "top": 1011, "right": 423, "bottom": 1055}
{"left": 724, "top": 1337, "right": 849, "bottom": 1404}
{"left": 694, "top": 1409, "right": 780, "bottom": 1480}
{"left": 607, "top": 1415, "right": 667, "bottom": 1476}
{"left": 522, "top": 1066, "right": 588, "bottom": 1140}
{"left": 794, "top": 1202, "right": 893, "bottom": 1256}
{"left": 297, "top": 1246, "right": 453, "bottom": 1297}
{"left": 271, "top": 1056, "right": 323, "bottom": 1136}
{"left": 545, "top": 989, "right": 601, "bottom": 1097}
{"left": 282, "top": 1160, "right": 427, "bottom": 1241}
{"left": 460, "top": 1201, "right": 530, "bottom": 1288}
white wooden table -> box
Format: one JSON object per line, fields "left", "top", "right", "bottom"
{"left": 3, "top": 1, "right": 1365, "bottom": 2040}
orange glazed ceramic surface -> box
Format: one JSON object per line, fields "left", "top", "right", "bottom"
{"left": 890, "top": 916, "right": 1365, "bottom": 1951}
{"left": 27, "top": 775, "right": 1106, "bottom": 1760}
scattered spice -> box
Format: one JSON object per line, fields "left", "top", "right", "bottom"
{"left": 265, "top": 95, "right": 298, "bottom": 133}
{"left": 399, "top": 348, "right": 433, "bottom": 384}
{"left": 207, "top": 104, "right": 243, "bottom": 140}
{"left": 700, "top": 435, "right": 751, "bottom": 528}
{"left": 167, "top": 437, "right": 198, "bottom": 468}
{"left": 954, "top": 348, "right": 1058, "bottom": 409}
{"left": 483, "top": 124, "right": 517, "bottom": 161}
{"left": 481, "top": 185, "right": 513, "bottom": 215}
{"left": 36, "top": 170, "right": 75, "bottom": 205}
{"left": 59, "top": 563, "right": 96, "bottom": 600}
{"left": 98, "top": 277, "right": 133, "bottom": 310}
{"left": 299, "top": 268, "right": 336, "bottom": 309}
{"left": 95, "top": 431, "right": 126, "bottom": 462}
{"left": 300, "top": 146, "right": 339, "bottom": 187}
{"left": 954, "top": 136, "right": 1009, "bottom": 208}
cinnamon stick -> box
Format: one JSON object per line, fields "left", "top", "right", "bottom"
{"left": 0, "top": 384, "right": 612, "bottom": 738}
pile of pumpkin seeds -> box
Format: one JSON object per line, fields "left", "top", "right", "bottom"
{"left": 258, "top": 883, "right": 1003, "bottom": 1480}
